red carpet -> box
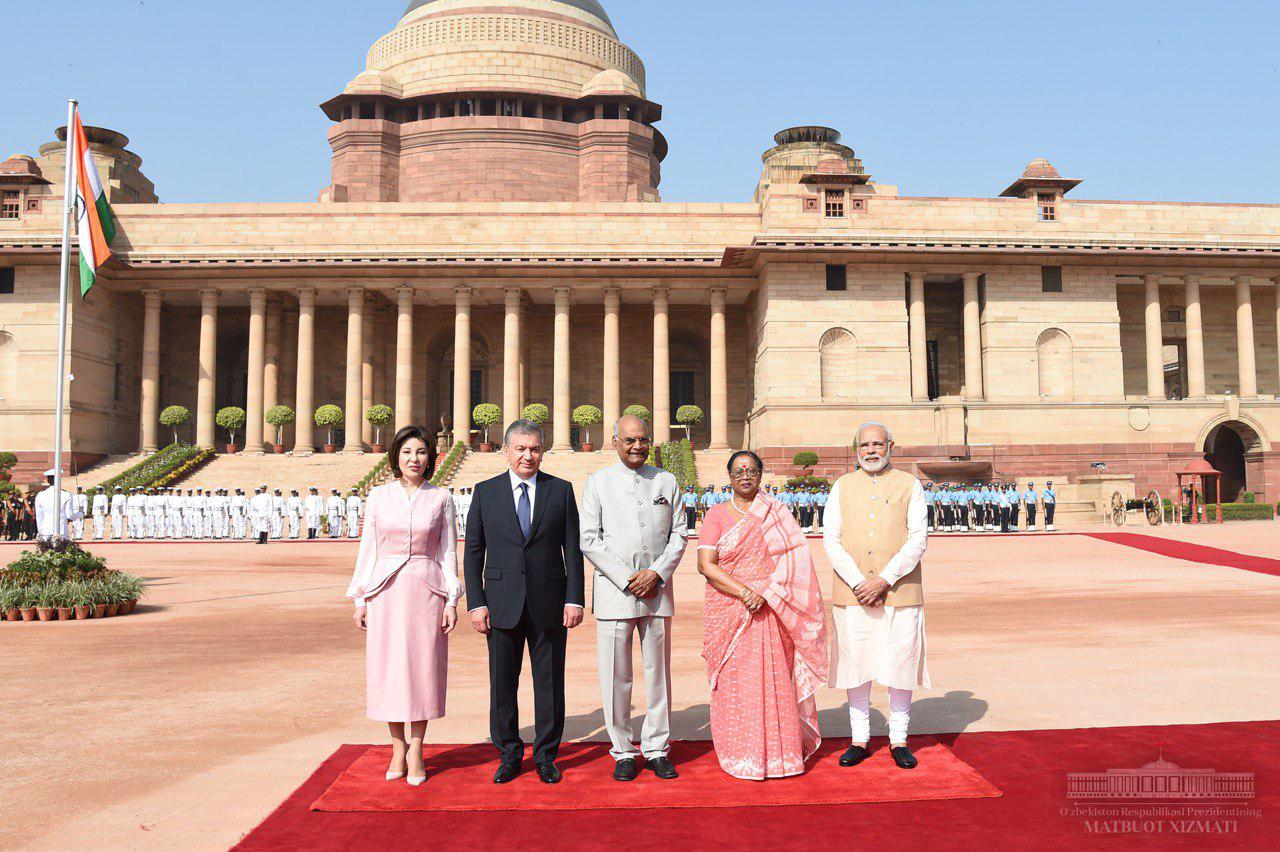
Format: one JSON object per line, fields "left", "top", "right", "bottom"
{"left": 1086, "top": 532, "right": 1280, "bottom": 577}
{"left": 311, "top": 738, "right": 998, "bottom": 812}
{"left": 236, "top": 721, "right": 1278, "bottom": 850}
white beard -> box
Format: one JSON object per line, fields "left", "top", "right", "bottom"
{"left": 859, "top": 453, "right": 890, "bottom": 473}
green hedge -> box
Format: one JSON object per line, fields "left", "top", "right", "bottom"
{"left": 787, "top": 475, "right": 831, "bottom": 489}
{"left": 1161, "top": 498, "right": 1276, "bottom": 522}
{"left": 88, "top": 443, "right": 215, "bottom": 497}
{"left": 431, "top": 442, "right": 467, "bottom": 487}
{"left": 356, "top": 454, "right": 391, "bottom": 495}
{"left": 657, "top": 437, "right": 699, "bottom": 492}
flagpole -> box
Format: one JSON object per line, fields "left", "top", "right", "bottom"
{"left": 52, "top": 98, "right": 78, "bottom": 539}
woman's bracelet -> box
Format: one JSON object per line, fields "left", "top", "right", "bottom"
{"left": 738, "top": 587, "right": 751, "bottom": 602}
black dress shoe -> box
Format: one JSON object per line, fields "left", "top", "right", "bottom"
{"left": 493, "top": 759, "right": 522, "bottom": 784}
{"left": 644, "top": 756, "right": 679, "bottom": 779}
{"left": 536, "top": 761, "right": 562, "bottom": 784}
{"left": 612, "top": 758, "right": 640, "bottom": 782}
{"left": 891, "top": 746, "right": 918, "bottom": 770}
{"left": 839, "top": 745, "right": 870, "bottom": 767}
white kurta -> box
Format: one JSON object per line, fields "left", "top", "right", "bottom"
{"left": 822, "top": 475, "right": 930, "bottom": 692}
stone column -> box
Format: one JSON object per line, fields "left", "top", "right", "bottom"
{"left": 294, "top": 288, "right": 316, "bottom": 454}
{"left": 602, "top": 287, "right": 621, "bottom": 438}
{"left": 361, "top": 305, "right": 375, "bottom": 446}
{"left": 908, "top": 272, "right": 927, "bottom": 401}
{"left": 962, "top": 272, "right": 983, "bottom": 400}
{"left": 343, "top": 287, "right": 365, "bottom": 453}
{"left": 652, "top": 286, "right": 671, "bottom": 445}
{"left": 1183, "top": 275, "right": 1206, "bottom": 399}
{"left": 395, "top": 286, "right": 415, "bottom": 434}
{"left": 139, "top": 290, "right": 162, "bottom": 452}
{"left": 551, "top": 286, "right": 572, "bottom": 452}
{"left": 1143, "top": 275, "right": 1164, "bottom": 399}
{"left": 195, "top": 289, "right": 219, "bottom": 448}
{"left": 1274, "top": 277, "right": 1280, "bottom": 398}
{"left": 452, "top": 285, "right": 472, "bottom": 447}
{"left": 263, "top": 298, "right": 281, "bottom": 442}
{"left": 709, "top": 287, "right": 729, "bottom": 449}
{"left": 502, "top": 288, "right": 522, "bottom": 430}
{"left": 1235, "top": 276, "right": 1257, "bottom": 397}
{"left": 245, "top": 288, "right": 267, "bottom": 452}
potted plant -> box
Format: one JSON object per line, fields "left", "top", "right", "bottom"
{"left": 216, "top": 406, "right": 247, "bottom": 454}
{"left": 19, "top": 585, "right": 38, "bottom": 621}
{"left": 315, "top": 405, "right": 343, "bottom": 453}
{"left": 159, "top": 405, "right": 191, "bottom": 446}
{"left": 122, "top": 575, "right": 143, "bottom": 614}
{"left": 676, "top": 405, "right": 704, "bottom": 445}
{"left": 572, "top": 404, "right": 603, "bottom": 452}
{"left": 265, "top": 405, "right": 295, "bottom": 454}
{"left": 472, "top": 403, "right": 503, "bottom": 452}
{"left": 0, "top": 451, "right": 16, "bottom": 483}
{"left": 70, "top": 580, "right": 91, "bottom": 620}
{"left": 1, "top": 585, "right": 20, "bottom": 621}
{"left": 792, "top": 451, "right": 820, "bottom": 475}
{"left": 90, "top": 577, "right": 107, "bottom": 619}
{"left": 521, "top": 403, "right": 549, "bottom": 427}
{"left": 36, "top": 583, "right": 56, "bottom": 621}
{"left": 365, "top": 404, "right": 394, "bottom": 453}
{"left": 53, "top": 583, "right": 73, "bottom": 621}
{"left": 623, "top": 404, "right": 651, "bottom": 423}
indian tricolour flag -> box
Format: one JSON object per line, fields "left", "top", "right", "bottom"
{"left": 72, "top": 109, "right": 116, "bottom": 297}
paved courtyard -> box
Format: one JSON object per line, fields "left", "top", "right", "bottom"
{"left": 2, "top": 522, "right": 1278, "bottom": 849}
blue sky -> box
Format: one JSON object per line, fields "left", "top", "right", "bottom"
{"left": 7, "top": 0, "right": 1278, "bottom": 204}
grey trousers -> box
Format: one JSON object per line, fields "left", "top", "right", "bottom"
{"left": 597, "top": 615, "right": 672, "bottom": 762}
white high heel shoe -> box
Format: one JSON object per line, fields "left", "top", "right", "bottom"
{"left": 386, "top": 770, "right": 406, "bottom": 781}
{"left": 407, "top": 775, "right": 426, "bottom": 787}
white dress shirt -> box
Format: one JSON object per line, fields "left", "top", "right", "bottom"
{"left": 507, "top": 469, "right": 535, "bottom": 515}
{"left": 35, "top": 487, "right": 83, "bottom": 539}
{"left": 822, "top": 475, "right": 928, "bottom": 589}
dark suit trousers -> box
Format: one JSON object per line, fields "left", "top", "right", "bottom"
{"left": 489, "top": 606, "right": 567, "bottom": 765}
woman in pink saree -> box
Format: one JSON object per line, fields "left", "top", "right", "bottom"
{"left": 697, "top": 451, "right": 828, "bottom": 780}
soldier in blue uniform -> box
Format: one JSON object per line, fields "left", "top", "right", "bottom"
{"left": 682, "top": 485, "right": 699, "bottom": 531}
{"left": 1008, "top": 483, "right": 1021, "bottom": 531}
{"left": 996, "top": 483, "right": 1011, "bottom": 533}
{"left": 923, "top": 483, "right": 936, "bottom": 531}
{"left": 1023, "top": 481, "right": 1039, "bottom": 530}
{"left": 1043, "top": 481, "right": 1057, "bottom": 531}
{"left": 814, "top": 484, "right": 829, "bottom": 531}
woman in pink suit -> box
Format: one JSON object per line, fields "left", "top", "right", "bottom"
{"left": 348, "top": 425, "right": 460, "bottom": 786}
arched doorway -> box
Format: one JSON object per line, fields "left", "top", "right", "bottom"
{"left": 1203, "top": 421, "right": 1262, "bottom": 502}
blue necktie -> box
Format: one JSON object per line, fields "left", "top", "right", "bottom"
{"left": 517, "top": 483, "right": 532, "bottom": 541}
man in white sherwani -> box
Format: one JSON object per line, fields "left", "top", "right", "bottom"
{"left": 304, "top": 487, "right": 324, "bottom": 539}
{"left": 326, "top": 490, "right": 345, "bottom": 538}
{"left": 344, "top": 489, "right": 363, "bottom": 540}
{"left": 91, "top": 488, "right": 108, "bottom": 540}
{"left": 109, "top": 487, "right": 127, "bottom": 540}
{"left": 823, "top": 420, "right": 929, "bottom": 771}
{"left": 580, "top": 415, "right": 686, "bottom": 782}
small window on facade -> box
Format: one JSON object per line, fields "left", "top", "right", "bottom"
{"left": 1, "top": 192, "right": 20, "bottom": 220}
{"left": 27, "top": 198, "right": 40, "bottom": 213}
{"left": 824, "top": 189, "right": 846, "bottom": 219}
{"left": 0, "top": 267, "right": 14, "bottom": 294}
{"left": 1037, "top": 192, "right": 1057, "bottom": 222}
{"left": 826, "top": 264, "right": 848, "bottom": 291}
{"left": 1041, "top": 266, "right": 1063, "bottom": 293}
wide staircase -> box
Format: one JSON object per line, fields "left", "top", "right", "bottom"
{"left": 76, "top": 454, "right": 147, "bottom": 489}
{"left": 171, "top": 453, "right": 383, "bottom": 495}
{"left": 444, "top": 450, "right": 616, "bottom": 496}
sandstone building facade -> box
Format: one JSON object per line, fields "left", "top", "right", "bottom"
{"left": 1, "top": 0, "right": 1278, "bottom": 499}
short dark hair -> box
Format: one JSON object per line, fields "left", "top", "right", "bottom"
{"left": 388, "top": 425, "right": 438, "bottom": 480}
{"left": 726, "top": 450, "right": 764, "bottom": 475}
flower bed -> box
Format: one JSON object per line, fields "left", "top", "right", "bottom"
{"left": 1, "top": 540, "right": 144, "bottom": 622}
{"left": 88, "top": 442, "right": 216, "bottom": 496}
{"left": 431, "top": 442, "right": 468, "bottom": 487}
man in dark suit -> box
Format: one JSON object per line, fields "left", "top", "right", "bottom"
{"left": 465, "top": 419, "right": 586, "bottom": 785}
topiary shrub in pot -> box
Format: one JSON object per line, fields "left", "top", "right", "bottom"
{"left": 520, "top": 403, "right": 549, "bottom": 426}
{"left": 572, "top": 404, "right": 603, "bottom": 452}
{"left": 0, "top": 451, "right": 16, "bottom": 483}
{"left": 265, "top": 405, "right": 295, "bottom": 453}
{"left": 676, "top": 405, "right": 704, "bottom": 447}
{"left": 159, "top": 405, "right": 190, "bottom": 446}
{"left": 623, "top": 404, "right": 651, "bottom": 423}
{"left": 216, "top": 406, "right": 246, "bottom": 454}
{"left": 792, "top": 450, "right": 820, "bottom": 474}
{"left": 365, "top": 404, "right": 394, "bottom": 452}
{"left": 472, "top": 403, "right": 503, "bottom": 452}
{"left": 314, "top": 405, "right": 344, "bottom": 453}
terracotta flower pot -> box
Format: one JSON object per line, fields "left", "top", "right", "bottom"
{"left": 93, "top": 604, "right": 107, "bottom": 619}
{"left": 581, "top": 443, "right": 595, "bottom": 453}
{"left": 371, "top": 443, "right": 385, "bottom": 453}
{"left": 323, "top": 444, "right": 336, "bottom": 454}
{"left": 74, "top": 605, "right": 90, "bottom": 620}
{"left": 21, "top": 607, "right": 38, "bottom": 621}
{"left": 106, "top": 603, "right": 120, "bottom": 617}
{"left": 225, "top": 444, "right": 238, "bottom": 455}
{"left": 125, "top": 599, "right": 138, "bottom": 614}
{"left": 4, "top": 609, "right": 18, "bottom": 621}
{"left": 56, "top": 607, "right": 73, "bottom": 621}
{"left": 480, "top": 443, "right": 494, "bottom": 453}
{"left": 37, "top": 607, "right": 55, "bottom": 622}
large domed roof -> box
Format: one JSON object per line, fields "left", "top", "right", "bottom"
{"left": 401, "top": 0, "right": 616, "bottom": 37}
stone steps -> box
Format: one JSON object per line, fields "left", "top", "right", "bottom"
{"left": 171, "top": 453, "right": 384, "bottom": 495}
{"left": 76, "top": 454, "right": 152, "bottom": 488}
{"left": 446, "top": 449, "right": 616, "bottom": 495}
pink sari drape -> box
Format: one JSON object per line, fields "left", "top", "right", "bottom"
{"left": 703, "top": 493, "right": 827, "bottom": 780}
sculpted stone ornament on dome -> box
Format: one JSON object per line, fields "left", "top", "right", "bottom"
{"left": 582, "top": 68, "right": 642, "bottom": 99}
{"left": 401, "top": 0, "right": 617, "bottom": 36}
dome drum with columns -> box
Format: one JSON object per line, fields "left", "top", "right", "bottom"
{"left": 321, "top": 0, "right": 663, "bottom": 203}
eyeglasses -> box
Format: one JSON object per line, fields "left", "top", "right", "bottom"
{"left": 619, "top": 437, "right": 652, "bottom": 447}
{"left": 730, "top": 468, "right": 762, "bottom": 480}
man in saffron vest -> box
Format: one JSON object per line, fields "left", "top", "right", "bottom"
{"left": 822, "top": 421, "right": 929, "bottom": 770}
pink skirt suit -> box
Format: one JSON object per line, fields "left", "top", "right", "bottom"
{"left": 346, "top": 481, "right": 460, "bottom": 723}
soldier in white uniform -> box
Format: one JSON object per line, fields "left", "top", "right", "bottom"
{"left": 69, "top": 487, "right": 88, "bottom": 540}
{"left": 146, "top": 489, "right": 165, "bottom": 538}
{"left": 249, "top": 486, "right": 272, "bottom": 544}
{"left": 203, "top": 488, "right": 220, "bottom": 540}
{"left": 214, "top": 489, "right": 231, "bottom": 538}
{"left": 169, "top": 489, "right": 185, "bottom": 538}
{"left": 109, "top": 487, "right": 127, "bottom": 540}
{"left": 450, "top": 488, "right": 464, "bottom": 536}
{"left": 269, "top": 489, "right": 286, "bottom": 539}
{"left": 34, "top": 470, "right": 84, "bottom": 542}
{"left": 304, "top": 487, "right": 324, "bottom": 539}
{"left": 125, "top": 489, "right": 143, "bottom": 539}
{"left": 326, "top": 489, "right": 345, "bottom": 538}
{"left": 229, "top": 489, "right": 248, "bottom": 539}
{"left": 344, "top": 489, "right": 363, "bottom": 539}
{"left": 91, "top": 489, "right": 109, "bottom": 540}
{"left": 285, "top": 488, "right": 302, "bottom": 534}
